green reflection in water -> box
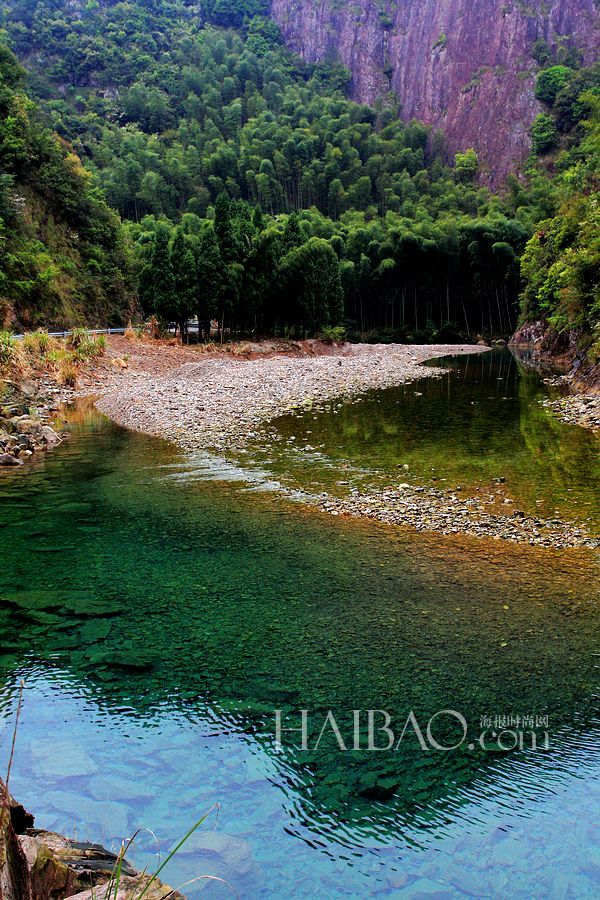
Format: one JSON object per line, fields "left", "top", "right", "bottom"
{"left": 0, "top": 395, "right": 598, "bottom": 855}
{"left": 265, "top": 350, "right": 600, "bottom": 529}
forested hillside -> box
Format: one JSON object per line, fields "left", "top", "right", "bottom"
{"left": 519, "top": 62, "right": 600, "bottom": 363}
{"left": 0, "top": 41, "right": 134, "bottom": 330}
{"left": 0, "top": 0, "right": 597, "bottom": 345}
{"left": 0, "top": 0, "right": 529, "bottom": 337}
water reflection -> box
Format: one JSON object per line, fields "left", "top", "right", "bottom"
{"left": 266, "top": 349, "right": 600, "bottom": 529}
{"left": 0, "top": 364, "right": 599, "bottom": 896}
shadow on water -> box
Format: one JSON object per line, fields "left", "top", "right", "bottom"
{"left": 0, "top": 356, "right": 599, "bottom": 896}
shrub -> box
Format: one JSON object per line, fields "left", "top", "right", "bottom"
{"left": 0, "top": 330, "right": 16, "bottom": 367}
{"left": 23, "top": 329, "right": 57, "bottom": 357}
{"left": 67, "top": 328, "right": 106, "bottom": 360}
{"left": 318, "top": 325, "right": 347, "bottom": 343}
{"left": 535, "top": 66, "right": 574, "bottom": 107}
{"left": 531, "top": 114, "right": 558, "bottom": 154}
{"left": 58, "top": 360, "right": 78, "bottom": 386}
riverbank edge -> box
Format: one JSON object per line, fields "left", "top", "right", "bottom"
{"left": 86, "top": 337, "right": 597, "bottom": 550}
{"left": 0, "top": 381, "right": 66, "bottom": 468}
{"left": 0, "top": 778, "right": 182, "bottom": 899}
{"left": 511, "top": 321, "right": 600, "bottom": 431}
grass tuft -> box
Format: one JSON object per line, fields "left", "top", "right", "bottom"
{"left": 58, "top": 359, "right": 78, "bottom": 386}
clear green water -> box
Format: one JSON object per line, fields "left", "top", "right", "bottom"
{"left": 0, "top": 351, "right": 599, "bottom": 897}
{"left": 262, "top": 349, "right": 600, "bottom": 529}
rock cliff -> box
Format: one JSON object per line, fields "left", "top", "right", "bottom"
{"left": 270, "top": 0, "right": 599, "bottom": 183}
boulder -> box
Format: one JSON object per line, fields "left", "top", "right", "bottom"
{"left": 40, "top": 425, "right": 62, "bottom": 447}
{"left": 65, "top": 874, "right": 184, "bottom": 899}
{"left": 1, "top": 781, "right": 182, "bottom": 900}
{"left": 0, "top": 781, "right": 34, "bottom": 900}
{"left": 0, "top": 453, "right": 23, "bottom": 467}
{"left": 13, "top": 417, "right": 41, "bottom": 435}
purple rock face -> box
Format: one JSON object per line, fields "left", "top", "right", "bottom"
{"left": 270, "top": 0, "right": 599, "bottom": 184}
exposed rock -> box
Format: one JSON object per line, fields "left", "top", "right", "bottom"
{"left": 0, "top": 782, "right": 33, "bottom": 900}
{"left": 0, "top": 391, "right": 64, "bottom": 468}
{"left": 40, "top": 425, "right": 62, "bottom": 447}
{"left": 13, "top": 416, "right": 41, "bottom": 435}
{"left": 544, "top": 394, "right": 600, "bottom": 431}
{"left": 66, "top": 874, "right": 184, "bottom": 899}
{"left": 0, "top": 453, "right": 23, "bottom": 466}
{"left": 270, "top": 0, "right": 600, "bottom": 185}
{"left": 19, "top": 830, "right": 135, "bottom": 900}
{"left": 0, "top": 780, "right": 182, "bottom": 900}
{"left": 511, "top": 320, "right": 600, "bottom": 430}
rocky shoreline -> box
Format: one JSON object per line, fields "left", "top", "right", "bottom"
{"left": 312, "top": 485, "right": 598, "bottom": 550}
{"left": 3, "top": 337, "right": 597, "bottom": 549}
{"left": 0, "top": 779, "right": 181, "bottom": 899}
{"left": 94, "top": 341, "right": 483, "bottom": 453}
{"left": 0, "top": 382, "right": 64, "bottom": 468}
{"left": 87, "top": 338, "right": 598, "bottom": 550}
{"left": 511, "top": 321, "right": 600, "bottom": 432}
{"left": 542, "top": 393, "right": 600, "bottom": 431}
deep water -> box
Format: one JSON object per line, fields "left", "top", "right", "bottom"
{"left": 0, "top": 351, "right": 599, "bottom": 897}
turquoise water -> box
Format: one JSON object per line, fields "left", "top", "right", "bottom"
{"left": 0, "top": 353, "right": 599, "bottom": 897}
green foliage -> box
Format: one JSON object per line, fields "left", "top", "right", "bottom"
{"left": 279, "top": 237, "right": 344, "bottom": 334}
{"left": 535, "top": 65, "right": 574, "bottom": 107}
{"left": 0, "top": 330, "right": 16, "bottom": 367}
{"left": 531, "top": 113, "right": 558, "bottom": 154}
{"left": 0, "top": 43, "right": 134, "bottom": 329}
{"left": 201, "top": 0, "right": 270, "bottom": 28}
{"left": 453, "top": 149, "right": 479, "bottom": 183}
{"left": 66, "top": 327, "right": 107, "bottom": 359}
{"left": 319, "top": 325, "right": 347, "bottom": 343}
{"left": 22, "top": 328, "right": 55, "bottom": 355}
{"left": 520, "top": 77, "right": 600, "bottom": 353}
{"left": 2, "top": 0, "right": 589, "bottom": 341}
{"left": 5, "top": 1, "right": 498, "bottom": 225}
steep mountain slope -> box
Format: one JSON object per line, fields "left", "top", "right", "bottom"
{"left": 0, "top": 46, "right": 135, "bottom": 330}
{"left": 270, "top": 0, "right": 600, "bottom": 183}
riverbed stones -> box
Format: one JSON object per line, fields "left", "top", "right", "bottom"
{"left": 0, "top": 452, "right": 23, "bottom": 466}
{"left": 0, "top": 389, "right": 63, "bottom": 466}
{"left": 96, "top": 343, "right": 485, "bottom": 456}
{"left": 91, "top": 340, "right": 597, "bottom": 548}
{"left": 182, "top": 830, "right": 257, "bottom": 881}
{"left": 543, "top": 394, "right": 600, "bottom": 431}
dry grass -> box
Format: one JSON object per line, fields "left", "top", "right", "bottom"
{"left": 1, "top": 328, "right": 107, "bottom": 389}
{"left": 57, "top": 359, "right": 78, "bottom": 387}
{"left": 0, "top": 330, "right": 29, "bottom": 379}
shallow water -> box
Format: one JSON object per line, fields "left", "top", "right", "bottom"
{"left": 0, "top": 352, "right": 599, "bottom": 897}
{"left": 264, "top": 349, "right": 600, "bottom": 530}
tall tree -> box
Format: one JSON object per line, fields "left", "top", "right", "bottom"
{"left": 170, "top": 228, "right": 197, "bottom": 340}
{"left": 149, "top": 225, "right": 176, "bottom": 323}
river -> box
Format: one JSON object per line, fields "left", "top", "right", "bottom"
{"left": 0, "top": 350, "right": 598, "bottom": 897}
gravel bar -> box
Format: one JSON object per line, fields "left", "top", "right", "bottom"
{"left": 92, "top": 341, "right": 598, "bottom": 550}
{"left": 95, "top": 343, "right": 480, "bottom": 453}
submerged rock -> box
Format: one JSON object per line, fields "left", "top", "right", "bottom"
{"left": 0, "top": 779, "right": 183, "bottom": 899}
